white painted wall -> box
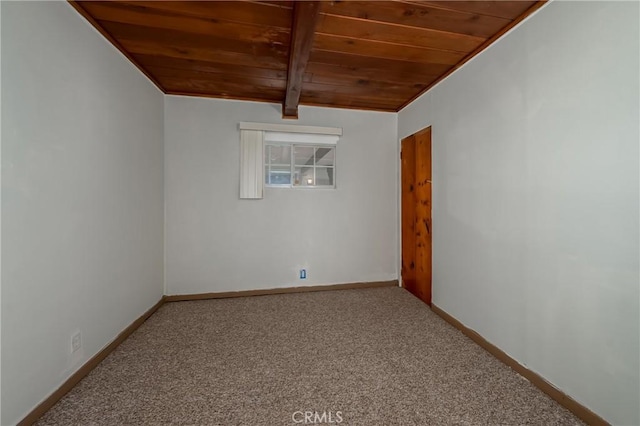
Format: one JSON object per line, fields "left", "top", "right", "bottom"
{"left": 0, "top": 2, "right": 3, "bottom": 422}
{"left": 1, "top": 2, "right": 164, "bottom": 425}
{"left": 165, "top": 96, "right": 398, "bottom": 295}
{"left": 398, "top": 1, "right": 639, "bottom": 425}
{"left": 2, "top": 0, "right": 636, "bottom": 424}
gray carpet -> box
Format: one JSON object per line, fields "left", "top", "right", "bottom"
{"left": 37, "top": 287, "right": 583, "bottom": 425}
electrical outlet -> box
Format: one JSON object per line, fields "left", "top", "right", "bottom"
{"left": 299, "top": 269, "right": 307, "bottom": 279}
{"left": 71, "top": 331, "right": 82, "bottom": 353}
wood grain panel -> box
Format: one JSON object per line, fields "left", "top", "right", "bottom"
{"left": 101, "top": 21, "right": 289, "bottom": 59}
{"left": 301, "top": 101, "right": 399, "bottom": 112}
{"left": 83, "top": 2, "right": 290, "bottom": 45}
{"left": 121, "top": 39, "right": 288, "bottom": 70}
{"left": 307, "top": 73, "right": 425, "bottom": 93}
{"left": 246, "top": 0, "right": 293, "bottom": 10}
{"left": 302, "top": 81, "right": 419, "bottom": 100}
{"left": 306, "top": 62, "right": 438, "bottom": 86}
{"left": 418, "top": 1, "right": 537, "bottom": 19}
{"left": 149, "top": 66, "right": 286, "bottom": 89}
{"left": 314, "top": 34, "right": 465, "bottom": 65}
{"left": 317, "top": 14, "right": 486, "bottom": 53}
{"left": 161, "top": 77, "right": 285, "bottom": 101}
{"left": 300, "top": 92, "right": 401, "bottom": 111}
{"left": 401, "top": 135, "right": 417, "bottom": 295}
{"left": 167, "top": 90, "right": 286, "bottom": 104}
{"left": 113, "top": 1, "right": 293, "bottom": 28}
{"left": 299, "top": 86, "right": 407, "bottom": 101}
{"left": 414, "top": 128, "right": 432, "bottom": 306}
{"left": 134, "top": 54, "right": 288, "bottom": 80}
{"left": 320, "top": 1, "right": 512, "bottom": 38}
{"left": 309, "top": 50, "right": 452, "bottom": 77}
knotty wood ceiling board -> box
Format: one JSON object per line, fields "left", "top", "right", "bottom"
{"left": 70, "top": 0, "right": 545, "bottom": 115}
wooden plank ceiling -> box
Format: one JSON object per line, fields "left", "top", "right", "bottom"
{"left": 71, "top": 1, "right": 544, "bottom": 117}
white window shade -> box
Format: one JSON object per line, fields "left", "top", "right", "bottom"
{"left": 239, "top": 130, "right": 264, "bottom": 199}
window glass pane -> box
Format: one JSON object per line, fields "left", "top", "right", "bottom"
{"left": 265, "top": 145, "right": 271, "bottom": 164}
{"left": 268, "top": 145, "right": 291, "bottom": 166}
{"left": 294, "top": 166, "right": 314, "bottom": 186}
{"left": 269, "top": 165, "right": 291, "bottom": 185}
{"left": 315, "top": 147, "right": 335, "bottom": 166}
{"left": 315, "top": 167, "right": 334, "bottom": 186}
{"left": 265, "top": 144, "right": 292, "bottom": 186}
{"left": 269, "top": 171, "right": 291, "bottom": 185}
{"left": 294, "top": 146, "right": 314, "bottom": 166}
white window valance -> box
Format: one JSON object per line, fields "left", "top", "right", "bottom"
{"left": 239, "top": 122, "right": 342, "bottom": 136}
{"left": 263, "top": 132, "right": 338, "bottom": 145}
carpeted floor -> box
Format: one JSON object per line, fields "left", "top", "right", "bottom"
{"left": 37, "top": 287, "right": 583, "bottom": 425}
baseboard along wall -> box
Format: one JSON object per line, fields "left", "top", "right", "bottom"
{"left": 164, "top": 280, "right": 399, "bottom": 302}
{"left": 430, "top": 304, "right": 609, "bottom": 426}
{"left": 17, "top": 281, "right": 606, "bottom": 426}
{"left": 17, "top": 297, "right": 166, "bottom": 426}
{"left": 17, "top": 280, "right": 398, "bottom": 425}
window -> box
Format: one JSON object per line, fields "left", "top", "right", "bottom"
{"left": 265, "top": 143, "right": 336, "bottom": 188}
{"left": 239, "top": 122, "right": 341, "bottom": 197}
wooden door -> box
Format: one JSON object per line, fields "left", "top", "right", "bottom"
{"left": 401, "top": 127, "right": 432, "bottom": 305}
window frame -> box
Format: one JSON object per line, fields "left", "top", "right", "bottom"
{"left": 264, "top": 142, "right": 337, "bottom": 189}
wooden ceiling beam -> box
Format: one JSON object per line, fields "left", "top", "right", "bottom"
{"left": 283, "top": 1, "right": 321, "bottom": 119}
